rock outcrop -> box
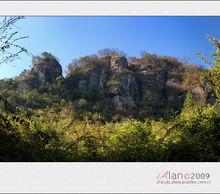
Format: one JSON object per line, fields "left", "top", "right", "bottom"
{"left": 63, "top": 54, "right": 208, "bottom": 116}
{"left": 31, "top": 57, "right": 62, "bottom": 85}
{"left": 18, "top": 57, "right": 62, "bottom": 94}
{"left": 68, "top": 56, "right": 139, "bottom": 112}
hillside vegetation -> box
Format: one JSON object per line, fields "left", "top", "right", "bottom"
{"left": 0, "top": 46, "right": 219, "bottom": 162}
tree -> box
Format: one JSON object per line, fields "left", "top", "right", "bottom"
{"left": 209, "top": 37, "right": 220, "bottom": 98}
{"left": 202, "top": 36, "right": 220, "bottom": 102}
{"left": 67, "top": 55, "right": 99, "bottom": 75}
{"left": 97, "top": 48, "right": 126, "bottom": 58}
{"left": 0, "top": 16, "right": 29, "bottom": 64}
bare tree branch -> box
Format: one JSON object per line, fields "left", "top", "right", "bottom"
{"left": 0, "top": 16, "right": 30, "bottom": 64}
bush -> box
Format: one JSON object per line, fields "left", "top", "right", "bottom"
{"left": 103, "top": 120, "right": 153, "bottom": 161}
{"left": 164, "top": 105, "right": 220, "bottom": 161}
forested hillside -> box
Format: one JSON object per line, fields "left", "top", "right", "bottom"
{"left": 0, "top": 45, "right": 219, "bottom": 162}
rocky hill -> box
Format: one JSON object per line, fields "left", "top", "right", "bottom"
{"left": 0, "top": 51, "right": 211, "bottom": 120}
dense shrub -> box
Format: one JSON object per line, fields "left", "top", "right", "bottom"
{"left": 0, "top": 102, "right": 219, "bottom": 162}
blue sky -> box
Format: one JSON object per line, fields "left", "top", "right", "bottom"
{"left": 0, "top": 16, "right": 220, "bottom": 79}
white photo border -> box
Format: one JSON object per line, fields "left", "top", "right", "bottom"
{"left": 0, "top": 1, "right": 220, "bottom": 16}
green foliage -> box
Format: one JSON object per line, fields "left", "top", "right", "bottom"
{"left": 201, "top": 36, "right": 220, "bottom": 102}
{"left": 104, "top": 120, "right": 154, "bottom": 161}
{"left": 97, "top": 48, "right": 126, "bottom": 58}
{"left": 165, "top": 105, "right": 220, "bottom": 161}
{"left": 183, "top": 91, "right": 194, "bottom": 109}
{"left": 0, "top": 103, "right": 219, "bottom": 162}
{"left": 67, "top": 55, "right": 99, "bottom": 75}
{"left": 78, "top": 98, "right": 88, "bottom": 108}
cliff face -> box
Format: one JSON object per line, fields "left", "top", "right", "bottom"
{"left": 63, "top": 56, "right": 140, "bottom": 112}
{"left": 62, "top": 54, "right": 206, "bottom": 117}
{"left": 133, "top": 56, "right": 186, "bottom": 116}
{"left": 106, "top": 56, "right": 139, "bottom": 111}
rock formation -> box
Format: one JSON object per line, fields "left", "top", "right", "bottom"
{"left": 15, "top": 52, "right": 209, "bottom": 117}
{"left": 18, "top": 57, "right": 62, "bottom": 94}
